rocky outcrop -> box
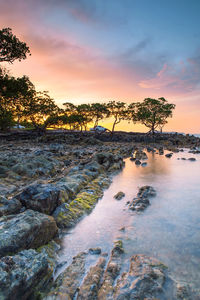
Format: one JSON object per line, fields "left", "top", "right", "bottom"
{"left": 114, "top": 254, "right": 166, "bottom": 299}
{"left": 0, "top": 210, "right": 58, "bottom": 257}
{"left": 0, "top": 196, "right": 21, "bottom": 217}
{"left": 45, "top": 252, "right": 87, "bottom": 299}
{"left": 129, "top": 186, "right": 156, "bottom": 211}
{"left": 98, "top": 240, "right": 124, "bottom": 299}
{"left": 0, "top": 249, "right": 52, "bottom": 300}
{"left": 77, "top": 257, "right": 106, "bottom": 300}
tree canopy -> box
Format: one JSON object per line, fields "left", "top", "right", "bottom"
{"left": 136, "top": 97, "right": 176, "bottom": 134}
{"left": 0, "top": 28, "right": 31, "bottom": 63}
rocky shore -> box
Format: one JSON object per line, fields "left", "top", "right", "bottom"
{"left": 0, "top": 131, "right": 199, "bottom": 299}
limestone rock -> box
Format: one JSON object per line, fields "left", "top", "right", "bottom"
{"left": 0, "top": 196, "right": 21, "bottom": 217}
{"left": 114, "top": 254, "right": 166, "bottom": 299}
{"left": 0, "top": 209, "right": 58, "bottom": 257}
{"left": 0, "top": 249, "right": 52, "bottom": 300}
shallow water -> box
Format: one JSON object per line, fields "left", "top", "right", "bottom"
{"left": 56, "top": 149, "right": 200, "bottom": 293}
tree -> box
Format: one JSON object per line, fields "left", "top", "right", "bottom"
{"left": 136, "top": 97, "right": 175, "bottom": 134}
{"left": 106, "top": 101, "right": 127, "bottom": 133}
{"left": 90, "top": 103, "right": 109, "bottom": 127}
{"left": 23, "top": 91, "right": 60, "bottom": 132}
{"left": 0, "top": 28, "right": 30, "bottom": 63}
{"left": 0, "top": 71, "right": 35, "bottom": 126}
{"left": 76, "top": 104, "right": 92, "bottom": 131}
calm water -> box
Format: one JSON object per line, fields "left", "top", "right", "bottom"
{"left": 56, "top": 149, "right": 200, "bottom": 294}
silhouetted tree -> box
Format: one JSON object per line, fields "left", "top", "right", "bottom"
{"left": 0, "top": 28, "right": 30, "bottom": 63}
{"left": 136, "top": 97, "right": 175, "bottom": 134}
{"left": 106, "top": 101, "right": 127, "bottom": 133}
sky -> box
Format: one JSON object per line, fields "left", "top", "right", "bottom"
{"left": 0, "top": 0, "right": 200, "bottom": 133}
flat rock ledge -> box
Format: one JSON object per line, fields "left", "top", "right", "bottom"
{"left": 129, "top": 185, "right": 156, "bottom": 211}
{"left": 44, "top": 241, "right": 172, "bottom": 300}
{"left": 0, "top": 209, "right": 58, "bottom": 257}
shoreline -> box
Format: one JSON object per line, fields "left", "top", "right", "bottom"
{"left": 0, "top": 132, "right": 199, "bottom": 299}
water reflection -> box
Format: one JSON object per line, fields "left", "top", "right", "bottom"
{"left": 57, "top": 150, "right": 200, "bottom": 293}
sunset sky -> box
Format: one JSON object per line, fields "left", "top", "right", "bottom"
{"left": 0, "top": 0, "right": 200, "bottom": 133}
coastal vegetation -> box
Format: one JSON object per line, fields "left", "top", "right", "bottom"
{"left": 0, "top": 27, "right": 175, "bottom": 134}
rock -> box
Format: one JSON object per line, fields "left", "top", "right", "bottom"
{"left": 137, "top": 185, "right": 156, "bottom": 198}
{"left": 53, "top": 175, "right": 108, "bottom": 228}
{"left": 114, "top": 192, "right": 125, "bottom": 200}
{"left": 89, "top": 247, "right": 102, "bottom": 255}
{"left": 0, "top": 209, "right": 58, "bottom": 257}
{"left": 188, "top": 157, "right": 196, "bottom": 161}
{"left": 0, "top": 249, "right": 52, "bottom": 300}
{"left": 132, "top": 150, "right": 148, "bottom": 160}
{"left": 0, "top": 166, "right": 8, "bottom": 177}
{"left": 165, "top": 153, "right": 173, "bottom": 158}
{"left": 77, "top": 257, "right": 106, "bottom": 300}
{"left": 119, "top": 227, "right": 125, "bottom": 232}
{"left": 181, "top": 158, "right": 186, "bottom": 160}
{"left": 98, "top": 241, "right": 124, "bottom": 299}
{"left": 176, "top": 283, "right": 193, "bottom": 299}
{"left": 15, "top": 183, "right": 66, "bottom": 215}
{"left": 129, "top": 186, "right": 156, "bottom": 211}
{"left": 45, "top": 252, "right": 87, "bottom": 299}
{"left": 135, "top": 159, "right": 141, "bottom": 165}
{"left": 130, "top": 157, "right": 135, "bottom": 161}
{"left": 141, "top": 162, "right": 147, "bottom": 167}
{"left": 114, "top": 254, "right": 166, "bottom": 299}
{"left": 0, "top": 196, "right": 22, "bottom": 217}
{"left": 158, "top": 147, "right": 164, "bottom": 155}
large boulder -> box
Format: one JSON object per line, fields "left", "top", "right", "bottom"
{"left": 14, "top": 183, "right": 65, "bottom": 215}
{"left": 0, "top": 196, "right": 21, "bottom": 217}
{"left": 0, "top": 209, "right": 58, "bottom": 257}
{"left": 0, "top": 249, "right": 52, "bottom": 300}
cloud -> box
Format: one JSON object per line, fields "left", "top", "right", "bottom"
{"left": 139, "top": 56, "right": 200, "bottom": 94}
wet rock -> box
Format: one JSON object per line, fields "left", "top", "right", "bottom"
{"left": 53, "top": 175, "right": 109, "bottom": 229}
{"left": 181, "top": 158, "right": 186, "bottom": 160}
{"left": 158, "top": 147, "right": 164, "bottom": 155}
{"left": 176, "top": 283, "right": 193, "bottom": 299}
{"left": 119, "top": 227, "right": 125, "bottom": 232}
{"left": 130, "top": 157, "right": 135, "bottom": 161}
{"left": 135, "top": 159, "right": 141, "bottom": 165}
{"left": 129, "top": 186, "right": 156, "bottom": 211}
{"left": 98, "top": 241, "right": 124, "bottom": 299}
{"left": 188, "top": 157, "right": 196, "bottom": 161}
{"left": 0, "top": 249, "right": 52, "bottom": 300}
{"left": 132, "top": 150, "right": 148, "bottom": 160}
{"left": 77, "top": 257, "right": 106, "bottom": 300}
{"left": 0, "top": 196, "right": 21, "bottom": 217}
{"left": 189, "top": 150, "right": 200, "bottom": 154}
{"left": 45, "top": 252, "right": 87, "bottom": 299}
{"left": 114, "top": 254, "right": 166, "bottom": 299}
{"left": 141, "top": 162, "right": 147, "bottom": 167}
{"left": 15, "top": 183, "right": 65, "bottom": 215}
{"left": 165, "top": 153, "right": 173, "bottom": 158}
{"left": 0, "top": 209, "right": 58, "bottom": 257}
{"left": 89, "top": 247, "right": 102, "bottom": 255}
{"left": 114, "top": 192, "right": 125, "bottom": 200}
